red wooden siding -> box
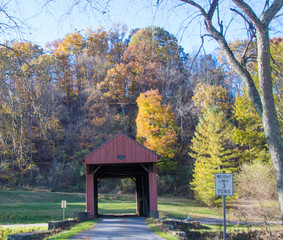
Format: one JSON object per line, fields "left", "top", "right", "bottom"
{"left": 149, "top": 172, "right": 158, "bottom": 211}
{"left": 86, "top": 173, "right": 94, "bottom": 214}
{"left": 85, "top": 133, "right": 158, "bottom": 165}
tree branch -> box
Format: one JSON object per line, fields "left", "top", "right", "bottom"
{"left": 187, "top": 35, "right": 205, "bottom": 75}
{"left": 180, "top": 0, "right": 208, "bottom": 20}
{"left": 260, "top": 0, "right": 283, "bottom": 25}
{"left": 216, "top": 2, "right": 223, "bottom": 34}
{"left": 232, "top": 0, "right": 262, "bottom": 27}
{"left": 230, "top": 8, "right": 256, "bottom": 36}
{"left": 207, "top": 0, "right": 218, "bottom": 20}
{"left": 0, "top": 44, "right": 32, "bottom": 68}
{"left": 181, "top": 0, "right": 263, "bottom": 116}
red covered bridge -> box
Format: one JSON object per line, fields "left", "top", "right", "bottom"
{"left": 82, "top": 133, "right": 159, "bottom": 218}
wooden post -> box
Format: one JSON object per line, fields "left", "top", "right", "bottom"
{"left": 148, "top": 163, "right": 158, "bottom": 218}
{"left": 136, "top": 175, "right": 141, "bottom": 215}
{"left": 86, "top": 172, "right": 94, "bottom": 217}
{"left": 144, "top": 171, "right": 150, "bottom": 217}
{"left": 93, "top": 175, "right": 98, "bottom": 218}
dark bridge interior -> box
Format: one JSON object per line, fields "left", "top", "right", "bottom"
{"left": 87, "top": 163, "right": 154, "bottom": 218}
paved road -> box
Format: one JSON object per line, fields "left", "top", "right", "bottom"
{"left": 70, "top": 217, "right": 165, "bottom": 240}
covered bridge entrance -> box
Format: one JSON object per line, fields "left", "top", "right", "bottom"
{"left": 82, "top": 133, "right": 159, "bottom": 218}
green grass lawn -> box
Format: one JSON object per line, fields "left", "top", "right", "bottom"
{"left": 0, "top": 191, "right": 86, "bottom": 224}
{"left": 98, "top": 194, "right": 137, "bottom": 215}
{"left": 0, "top": 190, "right": 281, "bottom": 239}
{"left": 0, "top": 190, "right": 223, "bottom": 224}
{"left": 44, "top": 219, "right": 98, "bottom": 240}
{"left": 100, "top": 194, "right": 223, "bottom": 219}
{"left": 158, "top": 196, "right": 222, "bottom": 219}
{"left": 0, "top": 190, "right": 280, "bottom": 224}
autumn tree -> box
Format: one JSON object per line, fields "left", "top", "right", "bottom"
{"left": 173, "top": 0, "right": 283, "bottom": 220}
{"left": 136, "top": 89, "right": 179, "bottom": 171}
{"left": 232, "top": 92, "right": 271, "bottom": 163}
{"left": 190, "top": 107, "right": 237, "bottom": 205}
{"left": 270, "top": 38, "right": 283, "bottom": 129}
{"left": 0, "top": 42, "right": 44, "bottom": 180}
{"left": 99, "top": 27, "right": 187, "bottom": 103}
{"left": 190, "top": 84, "right": 237, "bottom": 205}
{"left": 231, "top": 39, "right": 282, "bottom": 165}
{"left": 192, "top": 83, "right": 230, "bottom": 112}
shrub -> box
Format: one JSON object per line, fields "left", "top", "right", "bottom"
{"left": 121, "top": 178, "right": 135, "bottom": 194}
{"left": 235, "top": 161, "right": 277, "bottom": 200}
{"left": 235, "top": 161, "right": 279, "bottom": 223}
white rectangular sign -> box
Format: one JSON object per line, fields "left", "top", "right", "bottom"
{"left": 61, "top": 200, "right": 66, "bottom": 208}
{"left": 215, "top": 173, "right": 233, "bottom": 196}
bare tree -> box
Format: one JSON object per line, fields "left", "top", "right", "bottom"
{"left": 168, "top": 0, "right": 283, "bottom": 222}
{"left": 0, "top": 1, "right": 23, "bottom": 39}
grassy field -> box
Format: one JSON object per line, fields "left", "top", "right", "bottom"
{"left": 0, "top": 191, "right": 280, "bottom": 224}
{"left": 0, "top": 190, "right": 281, "bottom": 223}
{"left": 0, "top": 191, "right": 86, "bottom": 224}
{"left": 158, "top": 196, "right": 222, "bottom": 219}
{"left": 0, "top": 190, "right": 223, "bottom": 224}
{"left": 0, "top": 190, "right": 281, "bottom": 239}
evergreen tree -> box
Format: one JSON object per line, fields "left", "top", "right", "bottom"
{"left": 190, "top": 107, "right": 238, "bottom": 205}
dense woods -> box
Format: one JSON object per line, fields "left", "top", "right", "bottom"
{"left": 0, "top": 25, "right": 281, "bottom": 207}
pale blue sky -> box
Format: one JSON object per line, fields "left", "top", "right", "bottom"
{"left": 2, "top": 0, "right": 282, "bottom": 54}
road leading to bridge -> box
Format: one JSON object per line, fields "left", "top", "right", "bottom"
{"left": 70, "top": 217, "right": 165, "bottom": 240}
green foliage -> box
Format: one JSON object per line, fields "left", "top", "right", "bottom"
{"left": 270, "top": 38, "right": 283, "bottom": 129}
{"left": 121, "top": 178, "right": 135, "bottom": 194}
{"left": 0, "top": 225, "right": 47, "bottom": 240}
{"left": 44, "top": 219, "right": 98, "bottom": 240}
{"left": 190, "top": 107, "right": 238, "bottom": 206}
{"left": 232, "top": 93, "right": 270, "bottom": 163}
{"left": 229, "top": 38, "right": 282, "bottom": 165}
{"left": 129, "top": 26, "right": 183, "bottom": 63}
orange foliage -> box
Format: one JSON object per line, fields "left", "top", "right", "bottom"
{"left": 136, "top": 89, "right": 178, "bottom": 159}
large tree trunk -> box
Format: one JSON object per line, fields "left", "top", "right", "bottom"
{"left": 180, "top": 0, "right": 283, "bottom": 222}
{"left": 257, "top": 27, "right": 283, "bottom": 223}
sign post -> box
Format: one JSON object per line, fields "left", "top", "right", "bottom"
{"left": 215, "top": 173, "right": 233, "bottom": 240}
{"left": 61, "top": 200, "right": 66, "bottom": 220}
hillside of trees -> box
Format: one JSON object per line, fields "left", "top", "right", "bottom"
{"left": 0, "top": 25, "right": 281, "bottom": 203}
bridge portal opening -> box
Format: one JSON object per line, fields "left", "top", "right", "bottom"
{"left": 98, "top": 178, "right": 136, "bottom": 216}
{"left": 82, "top": 133, "right": 159, "bottom": 218}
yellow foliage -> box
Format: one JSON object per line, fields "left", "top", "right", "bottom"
{"left": 92, "top": 116, "right": 107, "bottom": 127}
{"left": 190, "top": 108, "right": 238, "bottom": 206}
{"left": 193, "top": 83, "right": 229, "bottom": 112}
{"left": 136, "top": 90, "right": 179, "bottom": 163}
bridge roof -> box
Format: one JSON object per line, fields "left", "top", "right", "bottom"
{"left": 83, "top": 133, "right": 159, "bottom": 165}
